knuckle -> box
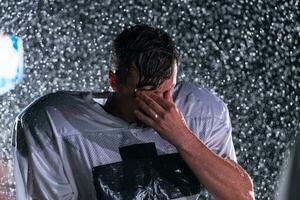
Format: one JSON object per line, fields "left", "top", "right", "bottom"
{"left": 169, "top": 104, "right": 176, "bottom": 110}
{"left": 166, "top": 105, "right": 174, "bottom": 112}
{"left": 157, "top": 120, "right": 163, "bottom": 127}
{"left": 149, "top": 101, "right": 156, "bottom": 107}
{"left": 138, "top": 101, "right": 145, "bottom": 108}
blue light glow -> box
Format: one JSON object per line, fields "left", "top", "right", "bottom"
{"left": 0, "top": 34, "right": 23, "bottom": 95}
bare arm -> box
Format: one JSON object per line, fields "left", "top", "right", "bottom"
{"left": 176, "top": 129, "right": 254, "bottom": 200}
{"left": 134, "top": 90, "right": 254, "bottom": 200}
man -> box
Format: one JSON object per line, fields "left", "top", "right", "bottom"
{"left": 12, "top": 24, "right": 254, "bottom": 200}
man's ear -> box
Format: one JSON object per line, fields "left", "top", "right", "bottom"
{"left": 108, "top": 70, "right": 119, "bottom": 92}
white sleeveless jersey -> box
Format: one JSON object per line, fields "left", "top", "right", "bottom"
{"left": 12, "top": 81, "right": 237, "bottom": 200}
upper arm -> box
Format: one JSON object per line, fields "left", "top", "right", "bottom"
{"left": 12, "top": 109, "right": 77, "bottom": 200}
{"left": 202, "top": 104, "right": 237, "bottom": 163}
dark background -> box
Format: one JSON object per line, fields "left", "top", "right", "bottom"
{"left": 0, "top": 0, "right": 299, "bottom": 199}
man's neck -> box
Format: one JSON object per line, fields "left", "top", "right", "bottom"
{"left": 102, "top": 94, "right": 135, "bottom": 124}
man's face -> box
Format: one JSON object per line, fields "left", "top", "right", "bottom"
{"left": 120, "top": 62, "right": 178, "bottom": 97}
{"left": 113, "top": 62, "right": 177, "bottom": 125}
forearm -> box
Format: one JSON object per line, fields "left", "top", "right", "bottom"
{"left": 175, "top": 130, "right": 254, "bottom": 200}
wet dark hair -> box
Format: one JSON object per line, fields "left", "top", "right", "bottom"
{"left": 111, "top": 24, "right": 179, "bottom": 90}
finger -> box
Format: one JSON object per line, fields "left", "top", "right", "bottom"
{"left": 137, "top": 92, "right": 165, "bottom": 115}
{"left": 134, "top": 109, "right": 155, "bottom": 127}
{"left": 136, "top": 96, "right": 163, "bottom": 120}
{"left": 147, "top": 92, "right": 173, "bottom": 110}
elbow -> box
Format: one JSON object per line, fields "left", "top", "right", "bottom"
{"left": 236, "top": 189, "right": 255, "bottom": 200}
{"left": 229, "top": 159, "right": 255, "bottom": 200}
{"left": 235, "top": 174, "right": 255, "bottom": 200}
{"left": 215, "top": 173, "right": 255, "bottom": 200}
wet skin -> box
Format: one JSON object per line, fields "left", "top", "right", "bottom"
{"left": 104, "top": 63, "right": 254, "bottom": 200}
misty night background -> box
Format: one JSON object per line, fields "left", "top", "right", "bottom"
{"left": 0, "top": 0, "right": 299, "bottom": 199}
